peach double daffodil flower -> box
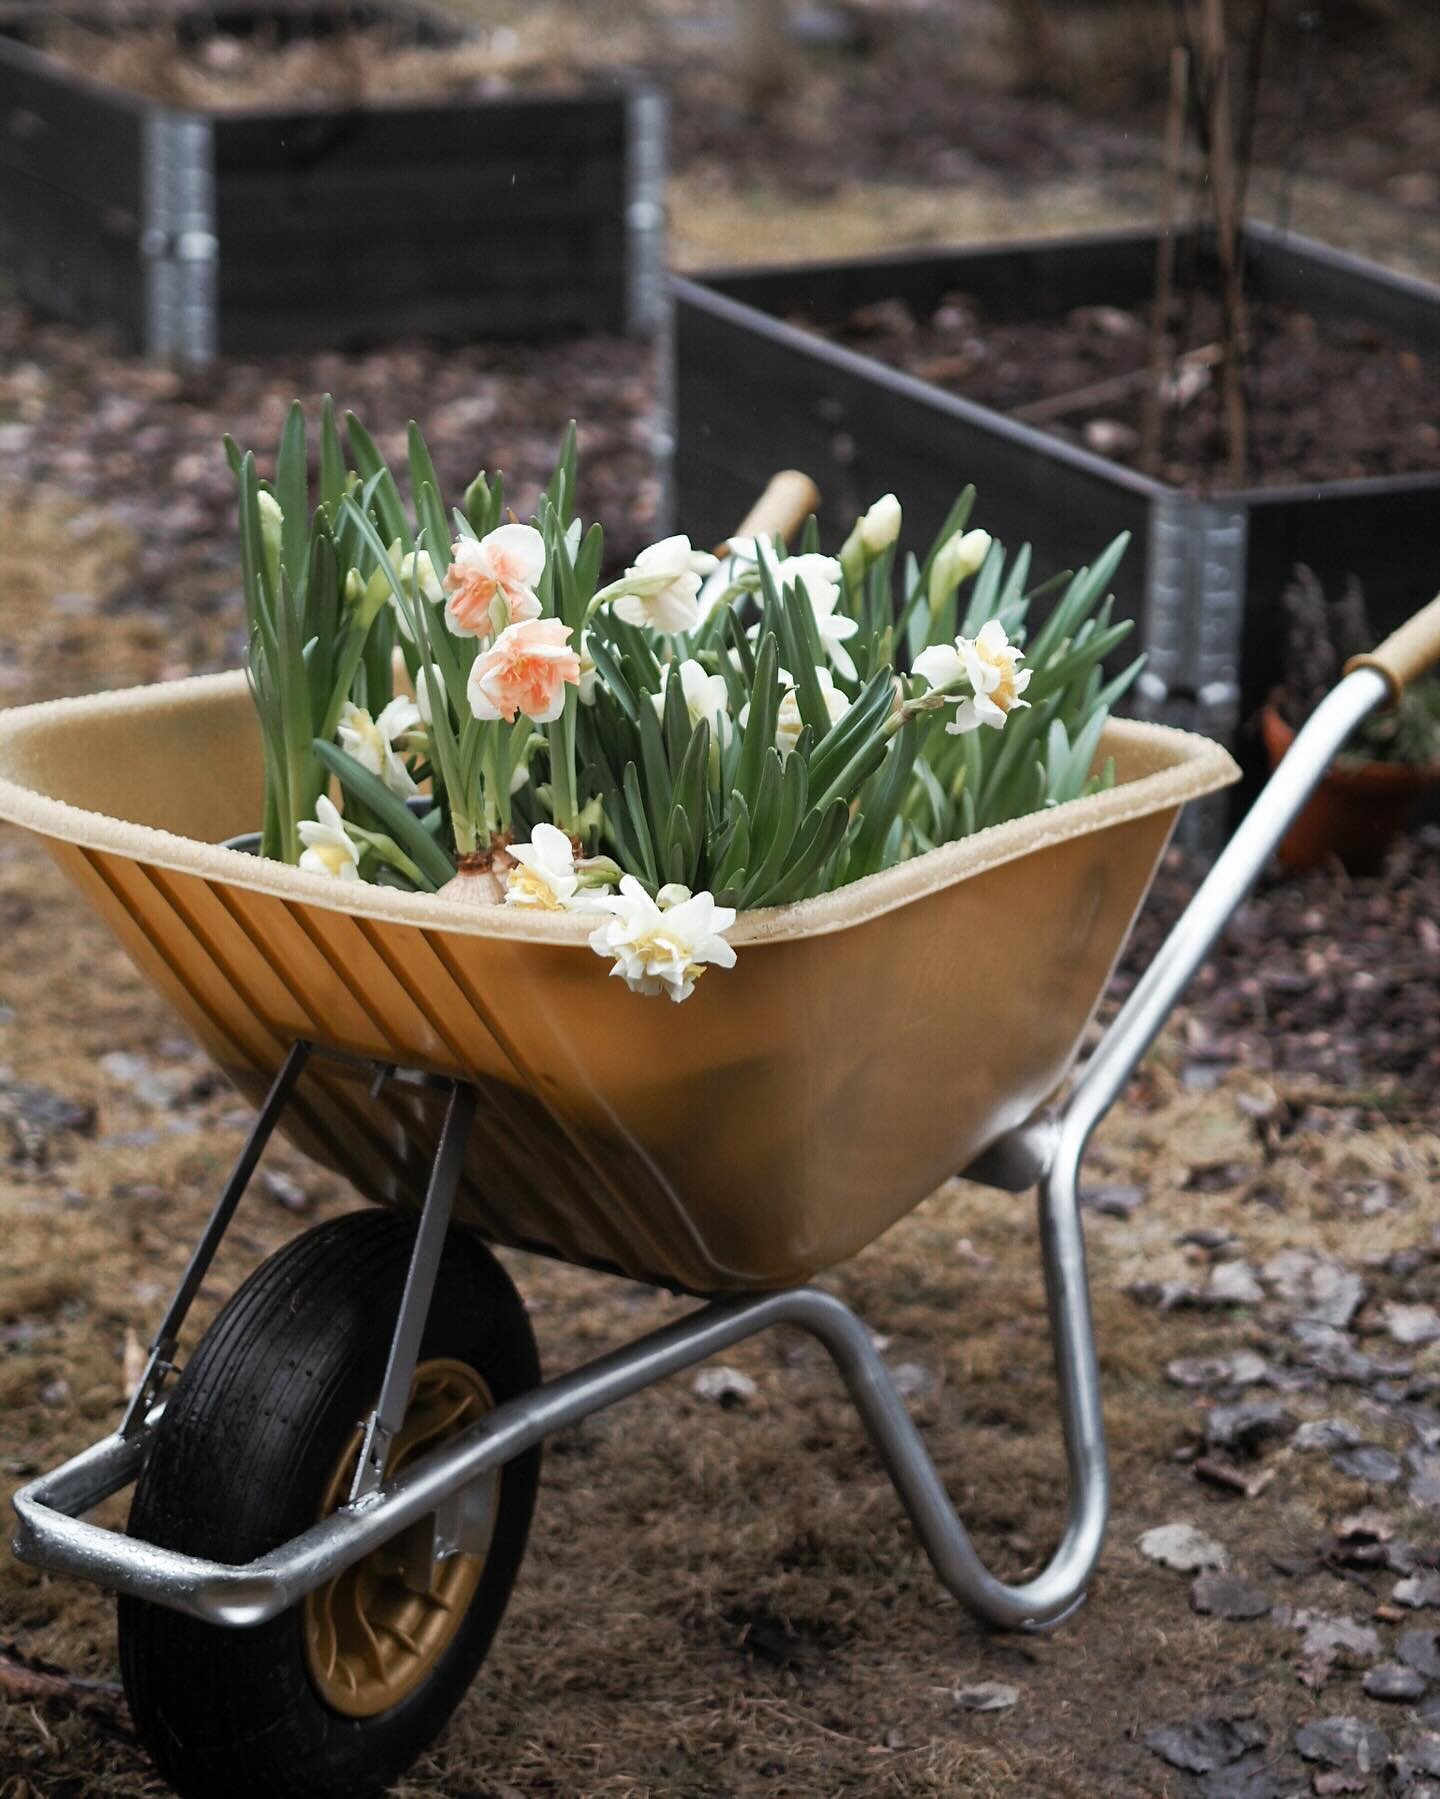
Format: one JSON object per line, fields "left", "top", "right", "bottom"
{"left": 467, "top": 617, "right": 581, "bottom": 725}
{"left": 912, "top": 619, "right": 1032, "bottom": 735}
{"left": 444, "top": 523, "right": 546, "bottom": 640}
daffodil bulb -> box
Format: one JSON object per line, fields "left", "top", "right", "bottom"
{"left": 650, "top": 657, "right": 732, "bottom": 746}
{"left": 587, "top": 876, "right": 737, "bottom": 1003}
{"left": 297, "top": 795, "right": 361, "bottom": 881}
{"left": 503, "top": 823, "right": 582, "bottom": 911}
{"left": 608, "top": 535, "right": 718, "bottom": 636}
{"left": 928, "top": 528, "right": 992, "bottom": 615}
{"left": 337, "top": 696, "right": 422, "bottom": 797}
{"left": 912, "top": 619, "right": 1032, "bottom": 735}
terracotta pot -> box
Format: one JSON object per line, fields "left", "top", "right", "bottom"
{"left": 1261, "top": 696, "right": 1438, "bottom": 877}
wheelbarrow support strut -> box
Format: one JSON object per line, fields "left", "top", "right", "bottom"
{"left": 9, "top": 667, "right": 1393, "bottom": 1634}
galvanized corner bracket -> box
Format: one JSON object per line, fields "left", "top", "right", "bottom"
{"left": 623, "top": 85, "right": 668, "bottom": 341}
{"left": 141, "top": 108, "right": 218, "bottom": 365}
{"left": 1140, "top": 493, "right": 1248, "bottom": 854}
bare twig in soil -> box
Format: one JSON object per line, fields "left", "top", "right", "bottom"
{"left": 1012, "top": 367, "right": 1152, "bottom": 425}
{"left": 1013, "top": 342, "right": 1220, "bottom": 427}
{"left": 0, "top": 1645, "right": 132, "bottom": 1739}
{"left": 1141, "top": 43, "right": 1190, "bottom": 475}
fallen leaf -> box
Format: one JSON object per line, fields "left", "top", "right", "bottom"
{"left": 950, "top": 1681, "right": 1018, "bottom": 1712}
{"left": 1209, "top": 1261, "right": 1265, "bottom": 1306}
{"left": 1144, "top": 1715, "right": 1267, "bottom": 1775}
{"left": 1335, "top": 1507, "right": 1396, "bottom": 1543}
{"left": 1191, "top": 1571, "right": 1271, "bottom": 1620}
{"left": 1395, "top": 1573, "right": 1440, "bottom": 1610}
{"left": 1400, "top": 1629, "right": 1440, "bottom": 1678}
{"left": 1363, "top": 1661, "right": 1428, "bottom": 1701}
{"left": 1333, "top": 1443, "right": 1404, "bottom": 1485}
{"left": 1206, "top": 1402, "right": 1297, "bottom": 1457}
{"left": 1292, "top": 1611, "right": 1383, "bottom": 1683}
{"left": 260, "top": 1168, "right": 309, "bottom": 1212}
{"left": 1265, "top": 1251, "right": 1364, "bottom": 1327}
{"left": 1293, "top": 1714, "right": 1390, "bottom": 1773}
{"left": 1296, "top": 1419, "right": 1362, "bottom": 1453}
{"left": 1139, "top": 1522, "right": 1229, "bottom": 1573}
{"left": 1386, "top": 1303, "right": 1440, "bottom": 1347}
{"left": 692, "top": 1366, "right": 758, "bottom": 1406}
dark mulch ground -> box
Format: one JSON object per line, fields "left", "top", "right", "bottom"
{"left": 1117, "top": 830, "right": 1440, "bottom": 1120}
{"left": 815, "top": 290, "right": 1440, "bottom": 493}
{"left": 0, "top": 307, "right": 658, "bottom": 686}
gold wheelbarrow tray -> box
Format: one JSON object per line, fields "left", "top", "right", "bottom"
{"left": 1, "top": 595, "right": 1434, "bottom": 1793}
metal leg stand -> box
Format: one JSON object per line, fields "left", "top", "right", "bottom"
{"left": 119, "top": 1040, "right": 313, "bottom": 1437}
{"left": 350, "top": 1081, "right": 475, "bottom": 1505}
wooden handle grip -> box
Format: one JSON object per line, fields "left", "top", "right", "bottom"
{"left": 725, "top": 470, "right": 820, "bottom": 551}
{"left": 1344, "top": 590, "right": 1440, "bottom": 698}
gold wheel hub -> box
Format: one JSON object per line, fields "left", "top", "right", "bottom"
{"left": 303, "top": 1358, "right": 497, "bottom": 1718}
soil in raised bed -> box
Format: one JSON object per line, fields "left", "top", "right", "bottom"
{"left": 813, "top": 288, "right": 1440, "bottom": 493}
{"left": 24, "top": 14, "right": 600, "bottom": 108}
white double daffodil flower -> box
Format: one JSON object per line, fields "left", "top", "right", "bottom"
{"left": 912, "top": 619, "right": 1032, "bottom": 735}
{"left": 587, "top": 878, "right": 737, "bottom": 1004}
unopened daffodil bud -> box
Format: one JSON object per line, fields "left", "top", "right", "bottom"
{"left": 928, "top": 528, "right": 992, "bottom": 616}
{"left": 840, "top": 492, "right": 902, "bottom": 589}
{"left": 257, "top": 490, "right": 283, "bottom": 591}
{"left": 860, "top": 492, "right": 902, "bottom": 553}
{"left": 463, "top": 471, "right": 493, "bottom": 533}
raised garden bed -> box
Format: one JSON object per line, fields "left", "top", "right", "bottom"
{"left": 673, "top": 224, "right": 1440, "bottom": 761}
{"left": 0, "top": 3, "right": 666, "bottom": 359}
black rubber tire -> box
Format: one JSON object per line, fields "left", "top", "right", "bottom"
{"left": 118, "top": 1209, "right": 541, "bottom": 1799}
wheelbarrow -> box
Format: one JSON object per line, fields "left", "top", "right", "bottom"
{"left": 2, "top": 479, "right": 1437, "bottom": 1798}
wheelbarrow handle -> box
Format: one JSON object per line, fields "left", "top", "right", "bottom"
{"left": 1344, "top": 589, "right": 1440, "bottom": 699}
{"left": 725, "top": 469, "right": 820, "bottom": 550}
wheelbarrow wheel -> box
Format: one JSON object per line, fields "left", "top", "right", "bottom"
{"left": 118, "top": 1209, "right": 541, "bottom": 1799}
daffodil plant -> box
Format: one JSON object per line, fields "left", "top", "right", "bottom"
{"left": 235, "top": 403, "right": 1141, "bottom": 999}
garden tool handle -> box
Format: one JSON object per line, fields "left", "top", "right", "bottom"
{"left": 726, "top": 470, "right": 820, "bottom": 550}
{"left": 1344, "top": 589, "right": 1440, "bottom": 698}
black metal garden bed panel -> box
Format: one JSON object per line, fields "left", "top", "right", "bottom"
{"left": 673, "top": 224, "right": 1440, "bottom": 756}
{"left": 0, "top": 5, "right": 665, "bottom": 360}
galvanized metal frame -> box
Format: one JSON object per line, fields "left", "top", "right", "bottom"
{"left": 8, "top": 666, "right": 1392, "bottom": 1633}
{"left": 141, "top": 107, "right": 218, "bottom": 364}
{"left": 623, "top": 84, "right": 668, "bottom": 340}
